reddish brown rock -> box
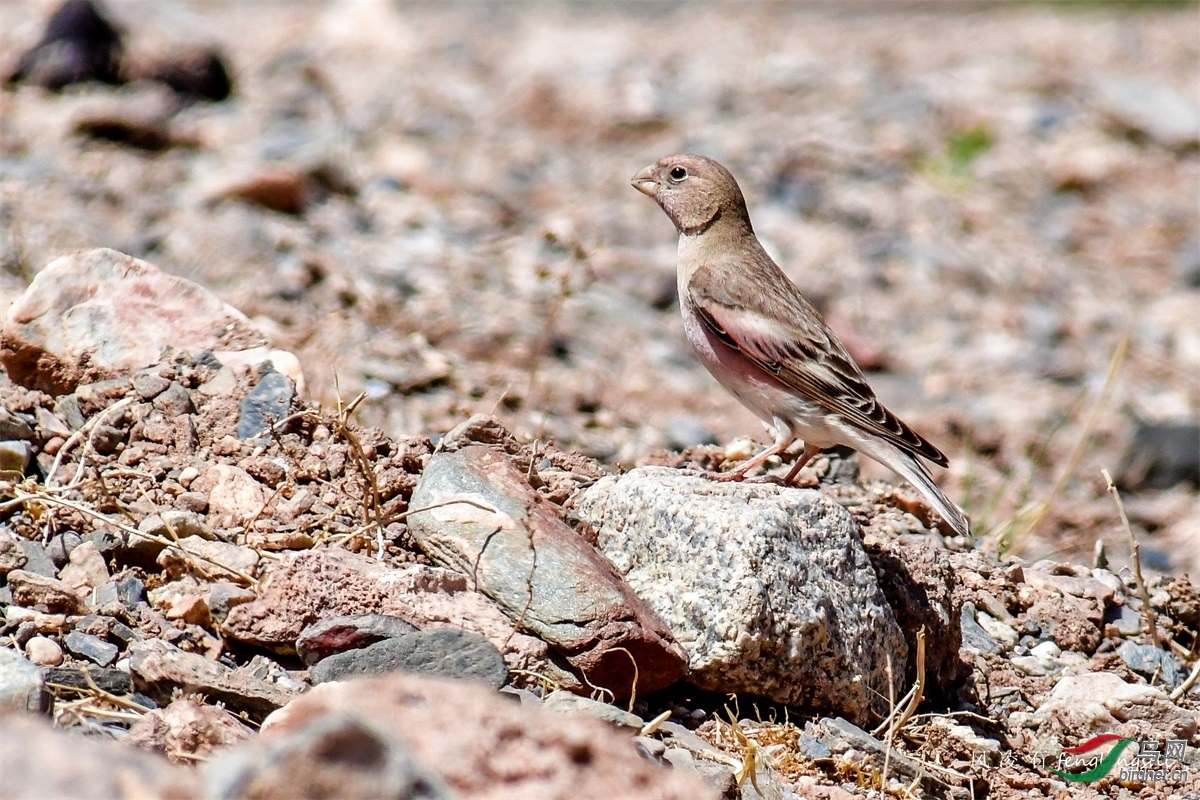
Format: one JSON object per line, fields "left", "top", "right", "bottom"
{"left": 125, "top": 698, "right": 254, "bottom": 763}
{"left": 56, "top": 540, "right": 110, "bottom": 592}
{"left": 6, "top": 569, "right": 85, "bottom": 614}
{"left": 129, "top": 639, "right": 295, "bottom": 719}
{"left": 259, "top": 673, "right": 717, "bottom": 800}
{"left": 407, "top": 446, "right": 688, "bottom": 699}
{"left": 211, "top": 165, "right": 310, "bottom": 215}
{"left": 1024, "top": 592, "right": 1103, "bottom": 653}
{"left": 157, "top": 535, "right": 260, "bottom": 583}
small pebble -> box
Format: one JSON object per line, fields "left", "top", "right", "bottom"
{"left": 1030, "top": 640, "right": 1061, "bottom": 660}
{"left": 24, "top": 636, "right": 63, "bottom": 667}
{"left": 722, "top": 438, "right": 756, "bottom": 462}
{"left": 633, "top": 736, "right": 666, "bottom": 762}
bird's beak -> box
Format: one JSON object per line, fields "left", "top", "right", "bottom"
{"left": 631, "top": 165, "right": 658, "bottom": 197}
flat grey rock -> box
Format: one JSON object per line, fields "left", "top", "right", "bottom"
{"left": 960, "top": 602, "right": 1002, "bottom": 655}
{"left": 576, "top": 467, "right": 907, "bottom": 723}
{"left": 297, "top": 613, "right": 418, "bottom": 666}
{"left": 541, "top": 689, "right": 643, "bottom": 730}
{"left": 16, "top": 541, "right": 57, "bottom": 579}
{"left": 130, "top": 639, "right": 293, "bottom": 719}
{"left": 63, "top": 630, "right": 119, "bottom": 667}
{"left": 407, "top": 446, "right": 687, "bottom": 699}
{"left": 41, "top": 666, "right": 132, "bottom": 695}
{"left": 311, "top": 627, "right": 507, "bottom": 689}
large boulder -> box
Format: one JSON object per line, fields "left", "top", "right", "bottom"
{"left": 576, "top": 467, "right": 908, "bottom": 724}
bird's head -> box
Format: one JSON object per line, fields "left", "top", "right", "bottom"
{"left": 631, "top": 154, "right": 751, "bottom": 235}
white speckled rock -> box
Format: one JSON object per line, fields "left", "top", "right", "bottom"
{"left": 576, "top": 467, "right": 907, "bottom": 724}
{"left": 0, "top": 248, "right": 300, "bottom": 395}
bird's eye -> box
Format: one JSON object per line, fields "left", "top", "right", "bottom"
{"left": 668, "top": 166, "right": 688, "bottom": 182}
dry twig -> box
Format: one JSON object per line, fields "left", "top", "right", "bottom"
{"left": 1102, "top": 468, "right": 1162, "bottom": 650}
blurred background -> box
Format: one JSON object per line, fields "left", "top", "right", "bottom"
{"left": 1, "top": 1, "right": 1197, "bottom": 573}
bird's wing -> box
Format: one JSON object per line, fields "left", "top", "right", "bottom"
{"left": 689, "top": 264, "right": 949, "bottom": 467}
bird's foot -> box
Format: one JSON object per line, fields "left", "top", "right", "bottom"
{"left": 706, "top": 470, "right": 791, "bottom": 485}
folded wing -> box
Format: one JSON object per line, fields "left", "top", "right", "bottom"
{"left": 692, "top": 295, "right": 950, "bottom": 468}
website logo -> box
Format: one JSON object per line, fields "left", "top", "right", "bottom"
{"left": 1041, "top": 734, "right": 1191, "bottom": 784}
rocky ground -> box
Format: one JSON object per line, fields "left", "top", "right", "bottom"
{"left": 0, "top": 2, "right": 1198, "bottom": 799}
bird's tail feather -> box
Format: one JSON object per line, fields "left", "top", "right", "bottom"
{"left": 864, "top": 441, "right": 971, "bottom": 538}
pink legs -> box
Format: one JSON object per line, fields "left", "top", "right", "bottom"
{"left": 710, "top": 435, "right": 821, "bottom": 486}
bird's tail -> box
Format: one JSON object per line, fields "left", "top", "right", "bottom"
{"left": 863, "top": 441, "right": 971, "bottom": 538}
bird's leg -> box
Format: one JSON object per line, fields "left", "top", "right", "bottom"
{"left": 709, "top": 428, "right": 793, "bottom": 482}
{"left": 781, "top": 442, "right": 822, "bottom": 486}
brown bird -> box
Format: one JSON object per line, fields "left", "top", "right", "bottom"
{"left": 632, "top": 153, "right": 970, "bottom": 537}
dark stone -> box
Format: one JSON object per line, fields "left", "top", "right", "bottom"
{"left": 115, "top": 574, "right": 147, "bottom": 606}
{"left": 959, "top": 603, "right": 1001, "bottom": 655}
{"left": 12, "top": 622, "right": 37, "bottom": 648}
{"left": 109, "top": 620, "right": 139, "bottom": 648}
{"left": 88, "top": 527, "right": 122, "bottom": 557}
{"left": 1117, "top": 641, "right": 1183, "bottom": 688}
{"left": 310, "top": 628, "right": 507, "bottom": 689}
{"left": 46, "top": 532, "right": 84, "bottom": 569}
{"left": 131, "top": 692, "right": 157, "bottom": 710}
{"left": 131, "top": 373, "right": 170, "bottom": 400}
{"left": 152, "top": 383, "right": 195, "bottom": 417}
{"left": 297, "top": 614, "right": 419, "bottom": 666}
{"left": 236, "top": 367, "right": 294, "bottom": 440}
{"left": 16, "top": 540, "right": 57, "bottom": 579}
{"left": 41, "top": 666, "right": 132, "bottom": 695}
{"left": 53, "top": 395, "right": 86, "bottom": 431}
{"left": 1122, "top": 420, "right": 1200, "bottom": 490}
{"left": 147, "top": 47, "right": 234, "bottom": 102}
{"left": 4, "top": 0, "right": 124, "bottom": 90}
{"left": 64, "top": 631, "right": 119, "bottom": 667}
{"left": 89, "top": 581, "right": 120, "bottom": 612}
